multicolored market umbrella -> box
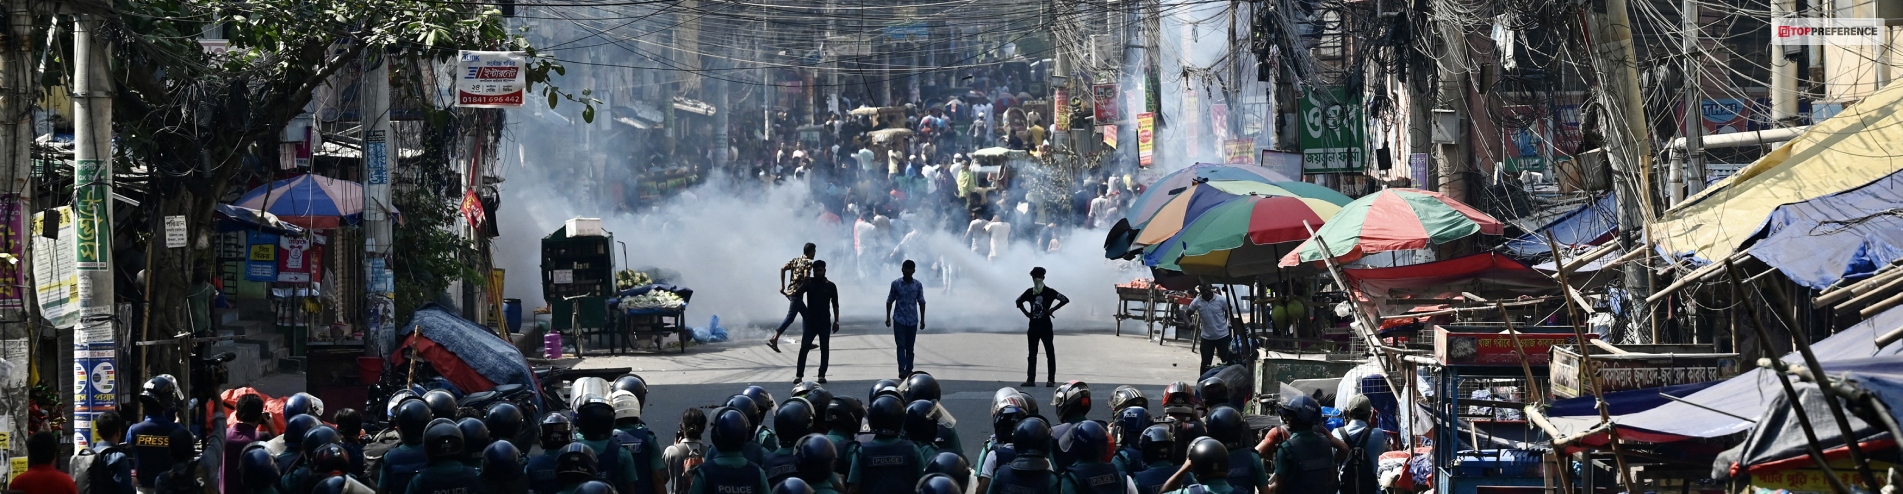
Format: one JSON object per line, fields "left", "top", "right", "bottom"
{"left": 1279, "top": 188, "right": 1504, "bottom": 267}
{"left": 1131, "top": 183, "right": 1240, "bottom": 246}
{"left": 1123, "top": 163, "right": 1296, "bottom": 225}
{"left": 1142, "top": 194, "right": 1340, "bottom": 275}
{"left": 232, "top": 173, "right": 376, "bottom": 229}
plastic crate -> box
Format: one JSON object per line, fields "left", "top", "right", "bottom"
{"left": 1451, "top": 449, "right": 1543, "bottom": 478}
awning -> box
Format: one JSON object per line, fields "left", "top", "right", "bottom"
{"left": 214, "top": 204, "right": 306, "bottom": 237}
{"left": 673, "top": 97, "right": 716, "bottom": 116}
{"left": 1342, "top": 252, "right": 1560, "bottom": 303}
{"left": 1543, "top": 305, "right": 1903, "bottom": 448}
{"left": 613, "top": 104, "right": 664, "bottom": 130}
{"left": 1711, "top": 355, "right": 1903, "bottom": 479}
{"left": 1502, "top": 193, "right": 1618, "bottom": 258}
{"left": 1654, "top": 82, "right": 1903, "bottom": 264}
{"left": 1743, "top": 168, "right": 1903, "bottom": 290}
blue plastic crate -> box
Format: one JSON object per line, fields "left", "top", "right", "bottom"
{"left": 1451, "top": 449, "right": 1544, "bottom": 478}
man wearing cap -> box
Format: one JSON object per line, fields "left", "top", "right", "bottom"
{"left": 1016, "top": 267, "right": 1070, "bottom": 388}
{"left": 1331, "top": 396, "right": 1386, "bottom": 494}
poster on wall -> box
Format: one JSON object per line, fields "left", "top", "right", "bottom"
{"left": 246, "top": 232, "right": 278, "bottom": 282}
{"left": 277, "top": 235, "right": 325, "bottom": 283}
{"left": 456, "top": 51, "right": 528, "bottom": 108}
{"left": 1052, "top": 88, "right": 1070, "bottom": 130}
{"left": 1223, "top": 139, "right": 1255, "bottom": 165}
{"left": 31, "top": 207, "right": 77, "bottom": 329}
{"left": 1298, "top": 86, "right": 1366, "bottom": 173}
{"left": 1092, "top": 84, "right": 1119, "bottom": 123}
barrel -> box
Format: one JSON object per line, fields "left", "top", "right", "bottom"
{"left": 503, "top": 299, "right": 523, "bottom": 334}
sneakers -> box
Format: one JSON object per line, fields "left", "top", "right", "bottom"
{"left": 766, "top": 338, "right": 782, "bottom": 353}
{"left": 794, "top": 376, "right": 803, "bottom": 384}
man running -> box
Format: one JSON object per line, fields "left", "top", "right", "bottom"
{"left": 767, "top": 243, "right": 818, "bottom": 353}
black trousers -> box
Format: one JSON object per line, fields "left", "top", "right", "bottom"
{"left": 1026, "top": 322, "right": 1055, "bottom": 382}
{"left": 1200, "top": 335, "right": 1231, "bottom": 372}
{"left": 797, "top": 323, "right": 831, "bottom": 379}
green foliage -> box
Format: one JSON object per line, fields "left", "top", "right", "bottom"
{"left": 390, "top": 174, "right": 480, "bottom": 319}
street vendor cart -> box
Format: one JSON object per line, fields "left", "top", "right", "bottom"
{"left": 1113, "top": 279, "right": 1187, "bottom": 341}
{"left": 607, "top": 284, "right": 694, "bottom": 354}
{"left": 1427, "top": 324, "right": 1587, "bottom": 494}
{"left": 542, "top": 218, "right": 614, "bottom": 355}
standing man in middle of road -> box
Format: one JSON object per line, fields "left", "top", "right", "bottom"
{"left": 795, "top": 261, "right": 841, "bottom": 384}
{"left": 1017, "top": 267, "right": 1069, "bottom": 388}
{"left": 1186, "top": 284, "right": 1232, "bottom": 373}
{"left": 885, "top": 260, "right": 927, "bottom": 379}
{"left": 767, "top": 243, "right": 818, "bottom": 353}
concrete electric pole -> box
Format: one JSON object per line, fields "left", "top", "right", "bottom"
{"left": 71, "top": 13, "right": 116, "bottom": 450}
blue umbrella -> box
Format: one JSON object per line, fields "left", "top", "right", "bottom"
{"left": 232, "top": 174, "right": 383, "bottom": 229}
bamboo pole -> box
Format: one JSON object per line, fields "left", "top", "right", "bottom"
{"left": 1544, "top": 234, "right": 1635, "bottom": 489}
{"left": 1724, "top": 260, "right": 1852, "bottom": 494}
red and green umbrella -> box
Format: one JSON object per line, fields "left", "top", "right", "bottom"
{"left": 1144, "top": 194, "right": 1342, "bottom": 277}
{"left": 1278, "top": 188, "right": 1504, "bottom": 267}
{"left": 1131, "top": 180, "right": 1352, "bottom": 246}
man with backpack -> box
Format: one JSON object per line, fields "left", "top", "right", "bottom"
{"left": 72, "top": 412, "right": 134, "bottom": 494}
{"left": 1330, "top": 397, "right": 1385, "bottom": 494}
{"left": 663, "top": 408, "right": 709, "bottom": 494}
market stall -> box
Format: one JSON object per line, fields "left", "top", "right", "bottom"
{"left": 607, "top": 283, "right": 694, "bottom": 354}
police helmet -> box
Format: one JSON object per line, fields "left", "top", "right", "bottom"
{"left": 1280, "top": 395, "right": 1323, "bottom": 427}
{"left": 916, "top": 474, "right": 960, "bottom": 494}
{"left": 866, "top": 395, "right": 906, "bottom": 437}
{"left": 1013, "top": 417, "right": 1054, "bottom": 457}
{"left": 774, "top": 398, "right": 817, "bottom": 448}
{"left": 793, "top": 433, "right": 837, "bottom": 483}
{"left": 540, "top": 412, "right": 574, "bottom": 451}
{"left": 1109, "top": 385, "right": 1148, "bottom": 413}
{"left": 790, "top": 380, "right": 823, "bottom": 399}
{"left": 239, "top": 444, "right": 280, "bottom": 490}
{"left": 482, "top": 441, "right": 524, "bottom": 481}
{"left": 575, "top": 395, "right": 617, "bottom": 440}
{"left": 609, "top": 390, "right": 643, "bottom": 424}
{"left": 712, "top": 408, "right": 753, "bottom": 451}
{"left": 1138, "top": 424, "right": 1174, "bottom": 463}
{"left": 903, "top": 400, "right": 938, "bottom": 443}
{"left": 1172, "top": 420, "right": 1209, "bottom": 465}
{"left": 302, "top": 425, "right": 342, "bottom": 457}
{"left": 991, "top": 403, "right": 1026, "bottom": 443}
{"left": 1161, "top": 381, "right": 1198, "bottom": 416}
{"left": 395, "top": 400, "right": 434, "bottom": 445}
{"left": 611, "top": 374, "right": 650, "bottom": 406}
{"left": 991, "top": 387, "right": 1022, "bottom": 412}
{"left": 574, "top": 481, "right": 618, "bottom": 494}
{"left": 869, "top": 379, "right": 902, "bottom": 402}
{"left": 311, "top": 476, "right": 349, "bottom": 494}
{"left": 725, "top": 395, "right": 763, "bottom": 426}
{"left": 141, "top": 375, "right": 185, "bottom": 412}
{"left": 1059, "top": 419, "right": 1109, "bottom": 461}
{"left": 1185, "top": 437, "right": 1229, "bottom": 478}
{"left": 555, "top": 443, "right": 600, "bottom": 482}
{"left": 424, "top": 418, "right": 466, "bottom": 461}
{"left": 1114, "top": 406, "right": 1153, "bottom": 447}
{"left": 1052, "top": 381, "right": 1092, "bottom": 420}
{"left": 1196, "top": 377, "right": 1230, "bottom": 409}
{"left": 285, "top": 392, "right": 324, "bottom": 419}
{"left": 772, "top": 477, "right": 814, "bottom": 494}
{"left": 484, "top": 402, "right": 526, "bottom": 443}
{"left": 922, "top": 452, "right": 971, "bottom": 491}
{"left": 1015, "top": 391, "right": 1042, "bottom": 418}
{"left": 1206, "top": 406, "right": 1247, "bottom": 449}
{"left": 743, "top": 385, "right": 777, "bottom": 415}
{"left": 310, "top": 442, "right": 351, "bottom": 474}
{"left": 792, "top": 384, "right": 834, "bottom": 422}
{"left": 825, "top": 396, "right": 865, "bottom": 433}
{"left": 284, "top": 414, "right": 322, "bottom": 451}
{"left": 901, "top": 372, "right": 941, "bottom": 402}
{"left": 458, "top": 418, "right": 492, "bottom": 459}
{"left": 422, "top": 389, "right": 459, "bottom": 422}
{"left": 386, "top": 389, "right": 422, "bottom": 417}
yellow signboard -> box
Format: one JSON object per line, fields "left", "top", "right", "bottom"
{"left": 1137, "top": 113, "right": 1155, "bottom": 167}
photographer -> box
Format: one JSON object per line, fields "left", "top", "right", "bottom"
{"left": 223, "top": 395, "right": 275, "bottom": 494}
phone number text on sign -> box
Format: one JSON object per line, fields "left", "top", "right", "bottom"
{"left": 457, "top": 51, "right": 528, "bottom": 108}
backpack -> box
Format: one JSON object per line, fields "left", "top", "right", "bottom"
{"left": 73, "top": 444, "right": 126, "bottom": 494}
{"left": 674, "top": 442, "right": 706, "bottom": 494}
{"left": 1338, "top": 427, "right": 1378, "bottom": 494}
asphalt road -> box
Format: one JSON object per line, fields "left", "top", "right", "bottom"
{"left": 574, "top": 320, "right": 1209, "bottom": 457}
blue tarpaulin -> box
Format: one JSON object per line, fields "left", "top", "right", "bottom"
{"left": 1503, "top": 193, "right": 1618, "bottom": 258}
{"left": 1713, "top": 354, "right": 1903, "bottom": 478}
{"left": 395, "top": 305, "right": 544, "bottom": 409}
{"left": 1546, "top": 381, "right": 1721, "bottom": 418}
{"left": 1744, "top": 169, "right": 1903, "bottom": 290}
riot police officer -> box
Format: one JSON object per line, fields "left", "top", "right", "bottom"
{"left": 577, "top": 395, "right": 641, "bottom": 494}
{"left": 480, "top": 440, "right": 529, "bottom": 494}
{"left": 715, "top": 395, "right": 769, "bottom": 464}
{"left": 1265, "top": 396, "right": 1340, "bottom": 494}
{"left": 1049, "top": 381, "right": 1096, "bottom": 470}
{"left": 902, "top": 400, "right": 941, "bottom": 461}
{"left": 984, "top": 417, "right": 1058, "bottom": 494}
{"left": 237, "top": 444, "right": 282, "bottom": 494}
{"left": 406, "top": 419, "right": 484, "bottom": 494}
{"left": 527, "top": 412, "right": 575, "bottom": 494}
{"left": 845, "top": 395, "right": 920, "bottom": 494}
{"left": 821, "top": 397, "right": 864, "bottom": 481}
{"left": 900, "top": 372, "right": 962, "bottom": 458}
{"left": 276, "top": 415, "right": 322, "bottom": 475}
{"left": 921, "top": 452, "right": 970, "bottom": 493}
{"left": 1206, "top": 407, "right": 1267, "bottom": 493}
{"left": 791, "top": 434, "right": 843, "bottom": 494}
{"left": 377, "top": 400, "right": 434, "bottom": 494}
{"left": 609, "top": 390, "right": 667, "bottom": 494}
{"left": 1057, "top": 421, "right": 1136, "bottom": 494}
{"left": 1157, "top": 438, "right": 1232, "bottom": 494}
{"left": 127, "top": 376, "right": 190, "bottom": 494}
{"left": 553, "top": 443, "right": 601, "bottom": 494}
{"left": 422, "top": 390, "right": 460, "bottom": 422}
{"left": 457, "top": 419, "right": 492, "bottom": 467}
{"left": 483, "top": 403, "right": 528, "bottom": 453}
{"left": 973, "top": 392, "right": 1028, "bottom": 494}
{"left": 282, "top": 425, "right": 342, "bottom": 494}
{"left": 744, "top": 386, "right": 779, "bottom": 449}
{"left": 1110, "top": 407, "right": 1152, "bottom": 476}
{"left": 688, "top": 408, "right": 770, "bottom": 494}
{"left": 764, "top": 398, "right": 817, "bottom": 486}
{"left": 1129, "top": 425, "right": 1178, "bottom": 494}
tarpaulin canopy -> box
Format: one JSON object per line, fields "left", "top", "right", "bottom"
{"left": 1545, "top": 305, "right": 1903, "bottom": 448}
{"left": 1711, "top": 355, "right": 1903, "bottom": 478}
{"left": 1655, "top": 82, "right": 1903, "bottom": 264}
{"left": 1743, "top": 168, "right": 1903, "bottom": 290}
{"left": 393, "top": 305, "right": 543, "bottom": 409}
{"left": 1502, "top": 193, "right": 1618, "bottom": 259}
{"left": 214, "top": 204, "right": 307, "bottom": 237}
{"left": 1342, "top": 252, "right": 1559, "bottom": 303}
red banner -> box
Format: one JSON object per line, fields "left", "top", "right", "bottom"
{"left": 460, "top": 190, "right": 485, "bottom": 230}
{"left": 1092, "top": 84, "right": 1119, "bottom": 123}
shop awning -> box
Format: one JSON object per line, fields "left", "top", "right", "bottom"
{"left": 673, "top": 97, "right": 716, "bottom": 116}
{"left": 1654, "top": 82, "right": 1903, "bottom": 264}
{"left": 1342, "top": 252, "right": 1559, "bottom": 303}
{"left": 1712, "top": 354, "right": 1903, "bottom": 479}
{"left": 1502, "top": 193, "right": 1618, "bottom": 258}
{"left": 1543, "top": 305, "right": 1903, "bottom": 448}
{"left": 1743, "top": 168, "right": 1903, "bottom": 290}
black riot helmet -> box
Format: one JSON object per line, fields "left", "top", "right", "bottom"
{"left": 1172, "top": 420, "right": 1209, "bottom": 465}
{"left": 484, "top": 403, "right": 526, "bottom": 443}
{"left": 869, "top": 379, "right": 902, "bottom": 402}
{"left": 395, "top": 400, "right": 434, "bottom": 445}
{"left": 743, "top": 386, "right": 777, "bottom": 415}
{"left": 422, "top": 389, "right": 459, "bottom": 422}
{"left": 312, "top": 476, "right": 349, "bottom": 494}
{"left": 725, "top": 395, "right": 762, "bottom": 426}
{"left": 1138, "top": 424, "right": 1174, "bottom": 463}
{"left": 1186, "top": 437, "right": 1229, "bottom": 479}
{"left": 1013, "top": 417, "right": 1054, "bottom": 457}
{"left": 792, "top": 383, "right": 834, "bottom": 422}
{"left": 1196, "top": 377, "right": 1230, "bottom": 410}
{"left": 310, "top": 442, "right": 351, "bottom": 475}
{"left": 793, "top": 433, "right": 837, "bottom": 483}
{"left": 901, "top": 372, "right": 942, "bottom": 402}
{"left": 423, "top": 418, "right": 466, "bottom": 461}
{"left": 612, "top": 374, "right": 650, "bottom": 406}
{"left": 458, "top": 418, "right": 493, "bottom": 460}
{"left": 825, "top": 397, "right": 865, "bottom": 434}
{"left": 302, "top": 425, "right": 342, "bottom": 458}
{"left": 772, "top": 477, "right": 813, "bottom": 494}
{"left": 285, "top": 414, "right": 322, "bottom": 451}
{"left": 1279, "top": 395, "right": 1323, "bottom": 428}
{"left": 141, "top": 375, "right": 185, "bottom": 412}
{"left": 482, "top": 441, "right": 524, "bottom": 481}
{"left": 1110, "top": 385, "right": 1148, "bottom": 413}
{"left": 540, "top": 412, "right": 574, "bottom": 450}
{"left": 1058, "top": 419, "right": 1109, "bottom": 461}
{"left": 574, "top": 481, "right": 617, "bottom": 494}
{"left": 866, "top": 395, "right": 906, "bottom": 437}
{"left": 916, "top": 474, "right": 960, "bottom": 494}
{"left": 903, "top": 400, "right": 938, "bottom": 443}
{"left": 923, "top": 452, "right": 971, "bottom": 491}
{"left": 555, "top": 443, "right": 599, "bottom": 482}
{"left": 711, "top": 407, "right": 753, "bottom": 451}
{"left": 239, "top": 444, "right": 280, "bottom": 491}
{"left": 774, "top": 397, "right": 817, "bottom": 448}
{"left": 1206, "top": 406, "right": 1247, "bottom": 449}
{"left": 575, "top": 395, "right": 617, "bottom": 440}
{"left": 1052, "top": 381, "right": 1093, "bottom": 421}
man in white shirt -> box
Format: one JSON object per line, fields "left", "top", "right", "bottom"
{"left": 1186, "top": 284, "right": 1232, "bottom": 371}
{"left": 1086, "top": 187, "right": 1113, "bottom": 229}
{"left": 985, "top": 215, "right": 1012, "bottom": 262}
{"left": 965, "top": 213, "right": 990, "bottom": 252}
{"left": 1333, "top": 395, "right": 1389, "bottom": 494}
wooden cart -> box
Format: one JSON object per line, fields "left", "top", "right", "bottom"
{"left": 1114, "top": 284, "right": 1188, "bottom": 343}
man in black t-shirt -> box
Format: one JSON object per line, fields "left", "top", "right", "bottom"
{"left": 795, "top": 260, "right": 842, "bottom": 384}
{"left": 1015, "top": 267, "right": 1070, "bottom": 388}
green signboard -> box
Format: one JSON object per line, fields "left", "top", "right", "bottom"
{"left": 74, "top": 160, "right": 110, "bottom": 270}
{"left": 1298, "top": 86, "right": 1366, "bottom": 174}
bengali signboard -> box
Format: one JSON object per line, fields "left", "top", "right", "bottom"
{"left": 1091, "top": 84, "right": 1119, "bottom": 123}
{"left": 1052, "top": 87, "right": 1070, "bottom": 130}
{"left": 1137, "top": 113, "right": 1155, "bottom": 167}
{"left": 1434, "top": 326, "right": 1594, "bottom": 366}
{"left": 246, "top": 232, "right": 277, "bottom": 282}
{"left": 1298, "top": 86, "right": 1366, "bottom": 173}
{"left": 1549, "top": 345, "right": 1742, "bottom": 398}
{"left": 1223, "top": 139, "right": 1255, "bottom": 165}
{"left": 456, "top": 51, "right": 528, "bottom": 108}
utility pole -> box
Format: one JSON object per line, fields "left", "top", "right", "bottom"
{"left": 362, "top": 47, "right": 396, "bottom": 357}
{"left": 0, "top": 1, "right": 34, "bottom": 464}
{"left": 1433, "top": 15, "right": 1470, "bottom": 201}
{"left": 1585, "top": 0, "right": 1658, "bottom": 344}
{"left": 1669, "top": 0, "right": 1702, "bottom": 204}
{"left": 1771, "top": 0, "right": 1798, "bottom": 125}
{"left": 71, "top": 14, "right": 115, "bottom": 450}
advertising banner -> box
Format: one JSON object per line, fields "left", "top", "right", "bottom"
{"left": 1092, "top": 84, "right": 1119, "bottom": 123}
{"left": 31, "top": 207, "right": 77, "bottom": 328}
{"left": 277, "top": 235, "right": 323, "bottom": 283}
{"left": 1137, "top": 113, "right": 1155, "bottom": 167}
{"left": 1052, "top": 87, "right": 1070, "bottom": 130}
{"left": 455, "top": 51, "right": 528, "bottom": 108}
{"left": 246, "top": 232, "right": 278, "bottom": 282}
{"left": 1298, "top": 86, "right": 1366, "bottom": 173}
{"left": 1223, "top": 139, "right": 1255, "bottom": 165}
{"left": 1211, "top": 104, "right": 1229, "bottom": 144}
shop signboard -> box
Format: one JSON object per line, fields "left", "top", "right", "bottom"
{"left": 1091, "top": 84, "right": 1119, "bottom": 123}
{"left": 455, "top": 51, "right": 528, "bottom": 108}
{"left": 1549, "top": 345, "right": 1742, "bottom": 398}
{"left": 1137, "top": 113, "right": 1155, "bottom": 167}
{"left": 1299, "top": 86, "right": 1366, "bottom": 173}
{"left": 246, "top": 232, "right": 278, "bottom": 282}
{"left": 1434, "top": 325, "right": 1594, "bottom": 366}
{"left": 1223, "top": 139, "right": 1255, "bottom": 165}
